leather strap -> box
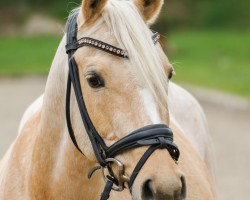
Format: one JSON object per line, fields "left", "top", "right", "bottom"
{"left": 66, "top": 73, "right": 83, "bottom": 153}
{"left": 66, "top": 31, "right": 160, "bottom": 59}
{"left": 100, "top": 180, "right": 113, "bottom": 200}
{"left": 66, "top": 37, "right": 128, "bottom": 59}
{"left": 106, "top": 124, "right": 175, "bottom": 157}
{"left": 65, "top": 9, "right": 83, "bottom": 154}
{"left": 128, "top": 145, "right": 158, "bottom": 188}
{"left": 67, "top": 58, "right": 108, "bottom": 166}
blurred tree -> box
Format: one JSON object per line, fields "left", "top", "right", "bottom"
{"left": 154, "top": 0, "right": 250, "bottom": 32}
{"left": 0, "top": 0, "right": 249, "bottom": 31}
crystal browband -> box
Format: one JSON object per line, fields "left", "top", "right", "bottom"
{"left": 77, "top": 37, "right": 129, "bottom": 58}
{"left": 66, "top": 32, "right": 160, "bottom": 59}
{"left": 152, "top": 32, "right": 160, "bottom": 44}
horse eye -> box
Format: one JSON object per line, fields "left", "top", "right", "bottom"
{"left": 86, "top": 73, "right": 105, "bottom": 88}
{"left": 168, "top": 66, "right": 174, "bottom": 80}
{"left": 168, "top": 71, "right": 173, "bottom": 80}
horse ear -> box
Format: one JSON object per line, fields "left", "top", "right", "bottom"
{"left": 135, "top": 0, "right": 164, "bottom": 25}
{"left": 81, "top": 0, "right": 108, "bottom": 25}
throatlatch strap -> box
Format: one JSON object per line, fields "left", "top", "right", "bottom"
{"left": 68, "top": 58, "right": 107, "bottom": 166}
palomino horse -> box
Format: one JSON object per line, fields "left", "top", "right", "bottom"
{"left": 0, "top": 0, "right": 216, "bottom": 199}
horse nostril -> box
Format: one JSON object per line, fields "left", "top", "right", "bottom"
{"left": 180, "top": 176, "right": 187, "bottom": 199}
{"left": 142, "top": 179, "right": 154, "bottom": 200}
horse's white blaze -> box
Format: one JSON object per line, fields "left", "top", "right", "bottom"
{"left": 140, "top": 89, "right": 161, "bottom": 124}
{"left": 102, "top": 0, "right": 169, "bottom": 110}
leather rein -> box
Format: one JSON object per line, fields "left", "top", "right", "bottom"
{"left": 65, "top": 10, "right": 180, "bottom": 200}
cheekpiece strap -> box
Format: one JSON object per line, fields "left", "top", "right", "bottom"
{"left": 65, "top": 9, "right": 108, "bottom": 166}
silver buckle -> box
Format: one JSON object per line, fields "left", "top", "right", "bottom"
{"left": 102, "top": 158, "right": 130, "bottom": 191}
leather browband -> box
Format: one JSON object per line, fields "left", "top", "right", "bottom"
{"left": 65, "top": 9, "right": 180, "bottom": 200}
{"left": 66, "top": 37, "right": 129, "bottom": 58}
{"left": 66, "top": 21, "right": 160, "bottom": 59}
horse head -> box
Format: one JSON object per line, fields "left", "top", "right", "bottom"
{"left": 65, "top": 0, "right": 186, "bottom": 199}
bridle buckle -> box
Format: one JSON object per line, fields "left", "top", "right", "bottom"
{"left": 102, "top": 158, "right": 130, "bottom": 191}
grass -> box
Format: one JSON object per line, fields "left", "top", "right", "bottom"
{"left": 0, "top": 31, "right": 249, "bottom": 98}
{"left": 0, "top": 36, "right": 61, "bottom": 75}
{"left": 166, "top": 30, "right": 250, "bottom": 98}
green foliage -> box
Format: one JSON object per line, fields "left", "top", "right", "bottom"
{"left": 154, "top": 0, "right": 250, "bottom": 32}
{"left": 0, "top": 0, "right": 82, "bottom": 19}
{"left": 0, "top": 36, "right": 60, "bottom": 75}
{"left": 0, "top": 1, "right": 249, "bottom": 97}
{"left": 167, "top": 30, "right": 250, "bottom": 98}
{"left": 0, "top": 31, "right": 249, "bottom": 98}
{"left": 1, "top": 0, "right": 249, "bottom": 30}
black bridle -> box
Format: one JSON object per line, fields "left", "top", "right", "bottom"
{"left": 65, "top": 10, "right": 180, "bottom": 200}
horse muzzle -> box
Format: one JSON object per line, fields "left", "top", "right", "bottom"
{"left": 139, "top": 175, "right": 186, "bottom": 200}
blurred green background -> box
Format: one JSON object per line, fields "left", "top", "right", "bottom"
{"left": 0, "top": 0, "right": 249, "bottom": 98}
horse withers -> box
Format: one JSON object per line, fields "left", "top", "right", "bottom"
{"left": 0, "top": 0, "right": 216, "bottom": 199}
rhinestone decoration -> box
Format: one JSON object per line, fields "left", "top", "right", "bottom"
{"left": 75, "top": 33, "right": 159, "bottom": 59}
{"left": 79, "top": 39, "right": 84, "bottom": 44}
{"left": 75, "top": 37, "right": 128, "bottom": 58}
{"left": 153, "top": 33, "right": 160, "bottom": 44}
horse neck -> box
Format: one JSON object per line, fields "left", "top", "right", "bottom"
{"left": 40, "top": 36, "right": 67, "bottom": 133}
{"left": 29, "top": 36, "right": 104, "bottom": 197}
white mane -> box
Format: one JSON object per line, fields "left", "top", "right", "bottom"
{"left": 101, "top": 0, "right": 169, "bottom": 110}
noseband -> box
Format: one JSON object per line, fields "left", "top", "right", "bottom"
{"left": 65, "top": 10, "right": 180, "bottom": 200}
